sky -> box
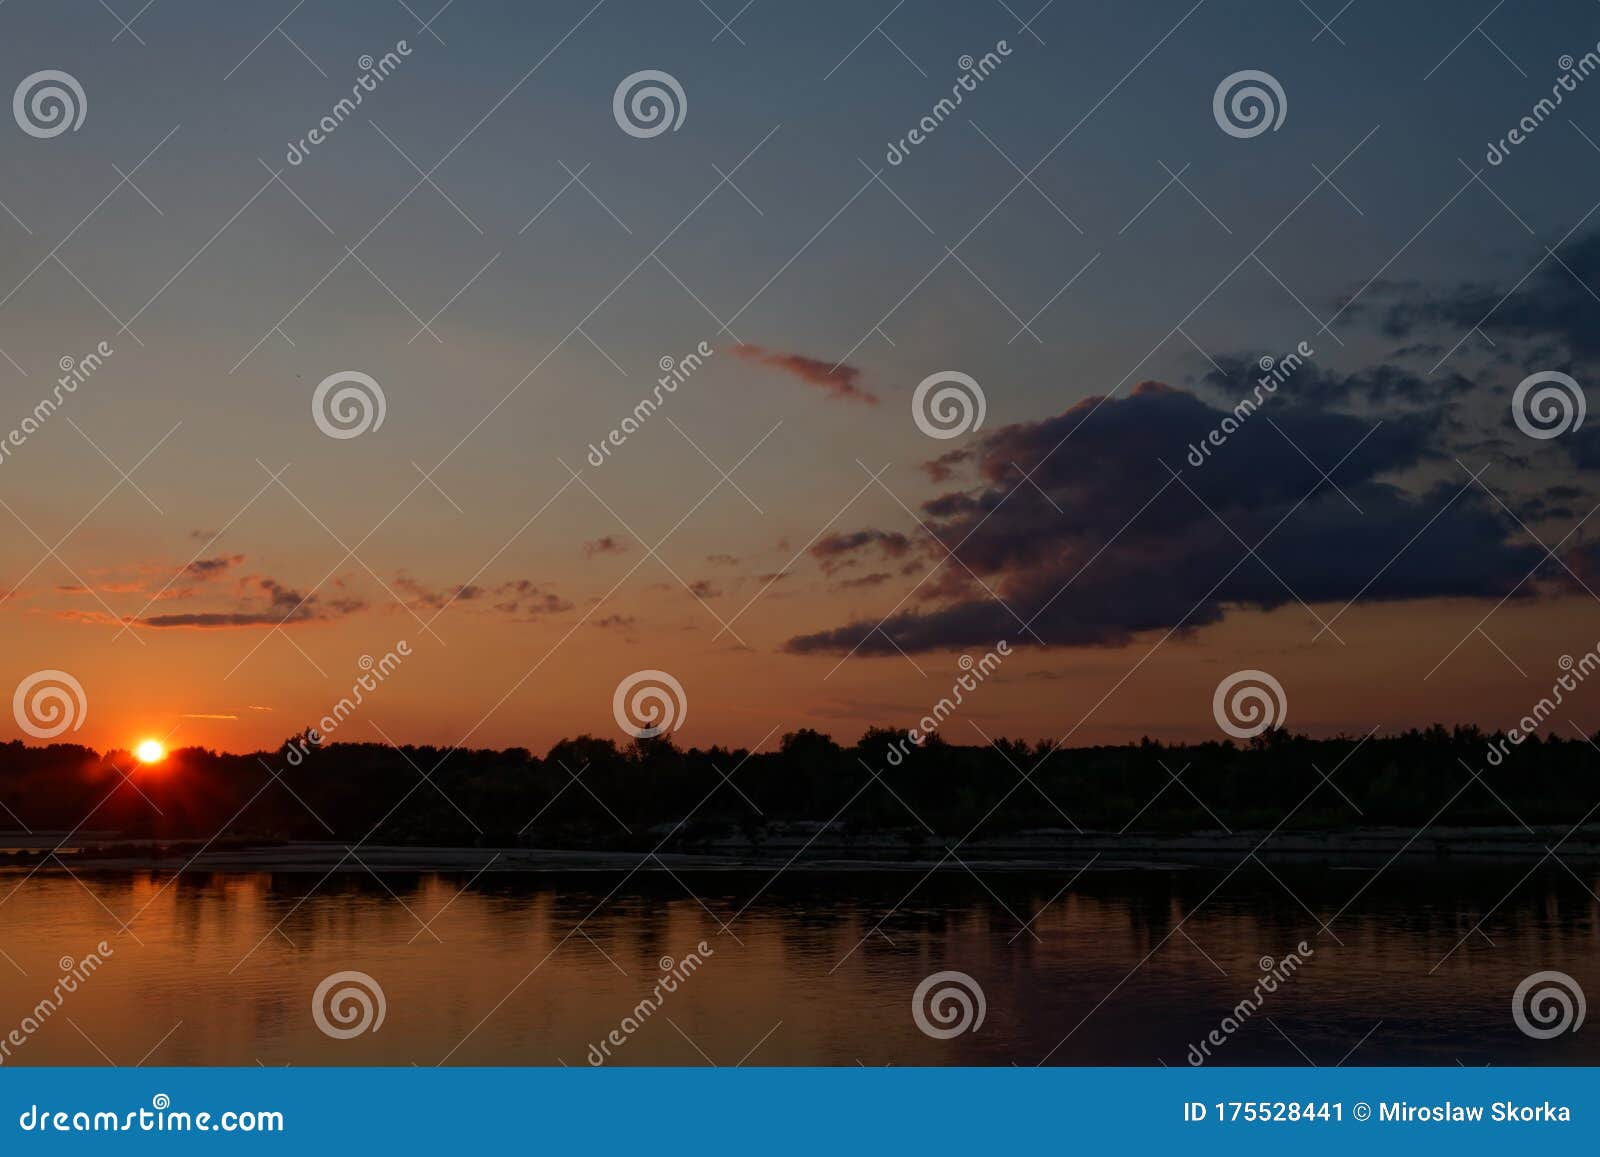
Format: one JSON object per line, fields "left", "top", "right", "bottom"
{"left": 4, "top": 0, "right": 1600, "bottom": 756}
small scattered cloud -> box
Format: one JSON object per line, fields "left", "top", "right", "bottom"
{"left": 583, "top": 536, "right": 630, "bottom": 558}
{"left": 183, "top": 554, "right": 246, "bottom": 581}
{"left": 732, "top": 344, "right": 879, "bottom": 404}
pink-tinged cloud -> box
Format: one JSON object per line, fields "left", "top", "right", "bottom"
{"left": 732, "top": 344, "right": 879, "bottom": 404}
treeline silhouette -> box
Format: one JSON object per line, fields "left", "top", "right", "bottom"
{"left": 0, "top": 725, "right": 1595, "bottom": 849}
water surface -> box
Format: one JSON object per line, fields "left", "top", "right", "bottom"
{"left": 0, "top": 863, "right": 1594, "bottom": 1065}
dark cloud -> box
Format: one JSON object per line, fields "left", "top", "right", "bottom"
{"left": 183, "top": 554, "right": 246, "bottom": 581}
{"left": 489, "top": 580, "right": 572, "bottom": 620}
{"left": 785, "top": 383, "right": 1545, "bottom": 655}
{"left": 811, "top": 529, "right": 912, "bottom": 574}
{"left": 582, "top": 535, "right": 629, "bottom": 558}
{"left": 1202, "top": 356, "right": 1475, "bottom": 412}
{"left": 731, "top": 344, "right": 879, "bottom": 404}
{"left": 833, "top": 571, "right": 893, "bottom": 590}
{"left": 1366, "top": 230, "right": 1600, "bottom": 361}
{"left": 139, "top": 576, "right": 366, "bottom": 629}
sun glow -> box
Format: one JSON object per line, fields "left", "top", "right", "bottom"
{"left": 135, "top": 739, "right": 166, "bottom": 764}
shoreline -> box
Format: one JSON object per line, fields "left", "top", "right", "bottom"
{"left": 4, "top": 824, "right": 1597, "bottom": 872}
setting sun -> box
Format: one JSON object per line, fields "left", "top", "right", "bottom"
{"left": 135, "top": 739, "right": 166, "bottom": 764}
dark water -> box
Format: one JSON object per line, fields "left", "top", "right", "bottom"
{"left": 0, "top": 862, "right": 1594, "bottom": 1066}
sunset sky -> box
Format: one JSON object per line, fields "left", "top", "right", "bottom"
{"left": 4, "top": 0, "right": 1600, "bottom": 755}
